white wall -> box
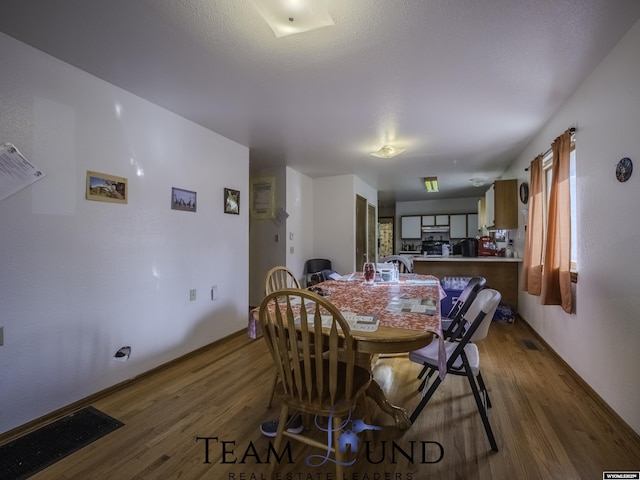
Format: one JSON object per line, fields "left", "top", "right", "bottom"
{"left": 285, "top": 167, "right": 314, "bottom": 284}
{"left": 502, "top": 19, "right": 640, "bottom": 434}
{"left": 313, "top": 174, "right": 377, "bottom": 274}
{"left": 0, "top": 33, "right": 249, "bottom": 435}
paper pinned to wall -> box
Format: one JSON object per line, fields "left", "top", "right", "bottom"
{"left": 0, "top": 143, "right": 46, "bottom": 202}
{"left": 272, "top": 207, "right": 289, "bottom": 227}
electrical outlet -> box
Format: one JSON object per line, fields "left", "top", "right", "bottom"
{"left": 211, "top": 285, "right": 218, "bottom": 300}
{"left": 190, "top": 289, "right": 196, "bottom": 301}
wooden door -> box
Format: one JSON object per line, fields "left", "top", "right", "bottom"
{"left": 368, "top": 203, "right": 376, "bottom": 263}
{"left": 355, "top": 195, "right": 367, "bottom": 271}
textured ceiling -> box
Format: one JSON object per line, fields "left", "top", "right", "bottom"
{"left": 2, "top": 0, "right": 639, "bottom": 206}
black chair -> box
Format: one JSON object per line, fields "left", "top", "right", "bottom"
{"left": 441, "top": 276, "right": 486, "bottom": 339}
{"left": 408, "top": 288, "right": 502, "bottom": 452}
{"left": 303, "top": 258, "right": 332, "bottom": 286}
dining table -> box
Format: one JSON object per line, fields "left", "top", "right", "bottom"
{"left": 250, "top": 272, "right": 445, "bottom": 430}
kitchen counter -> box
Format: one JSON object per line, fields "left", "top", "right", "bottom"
{"left": 413, "top": 256, "right": 522, "bottom": 262}
{"left": 412, "top": 256, "right": 521, "bottom": 311}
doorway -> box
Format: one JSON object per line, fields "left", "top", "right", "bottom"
{"left": 378, "top": 217, "right": 394, "bottom": 258}
{"left": 355, "top": 195, "right": 367, "bottom": 271}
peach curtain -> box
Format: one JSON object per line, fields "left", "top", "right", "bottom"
{"left": 541, "top": 130, "right": 572, "bottom": 313}
{"left": 521, "top": 155, "right": 544, "bottom": 295}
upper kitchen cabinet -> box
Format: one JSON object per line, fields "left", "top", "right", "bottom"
{"left": 478, "top": 197, "right": 486, "bottom": 230}
{"left": 484, "top": 179, "right": 518, "bottom": 230}
{"left": 435, "top": 214, "right": 449, "bottom": 226}
{"left": 401, "top": 215, "right": 422, "bottom": 239}
{"left": 450, "top": 213, "right": 480, "bottom": 238}
{"left": 467, "top": 213, "right": 479, "bottom": 236}
{"left": 421, "top": 215, "right": 435, "bottom": 226}
{"left": 449, "top": 214, "right": 467, "bottom": 238}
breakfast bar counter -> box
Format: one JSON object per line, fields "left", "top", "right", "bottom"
{"left": 413, "top": 256, "right": 522, "bottom": 311}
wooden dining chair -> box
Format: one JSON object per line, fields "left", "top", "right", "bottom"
{"left": 264, "top": 266, "right": 302, "bottom": 408}
{"left": 408, "top": 288, "right": 502, "bottom": 452}
{"left": 259, "top": 289, "right": 372, "bottom": 479}
{"left": 265, "top": 266, "right": 301, "bottom": 295}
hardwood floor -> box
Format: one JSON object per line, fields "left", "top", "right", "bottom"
{"left": 13, "top": 319, "right": 640, "bottom": 479}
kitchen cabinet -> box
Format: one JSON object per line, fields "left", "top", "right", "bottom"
{"left": 435, "top": 214, "right": 449, "bottom": 226}
{"left": 467, "top": 213, "right": 478, "bottom": 236}
{"left": 421, "top": 215, "right": 435, "bottom": 226}
{"left": 485, "top": 184, "right": 495, "bottom": 228}
{"left": 484, "top": 179, "right": 517, "bottom": 230}
{"left": 449, "top": 214, "right": 467, "bottom": 238}
{"left": 401, "top": 215, "right": 422, "bottom": 239}
{"left": 478, "top": 197, "right": 486, "bottom": 230}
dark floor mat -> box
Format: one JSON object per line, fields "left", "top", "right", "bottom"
{"left": 0, "top": 406, "right": 124, "bottom": 479}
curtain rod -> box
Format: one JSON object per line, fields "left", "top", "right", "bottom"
{"left": 524, "top": 127, "right": 576, "bottom": 171}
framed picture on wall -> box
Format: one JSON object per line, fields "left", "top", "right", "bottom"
{"left": 86, "top": 171, "right": 128, "bottom": 204}
{"left": 250, "top": 176, "right": 275, "bottom": 219}
{"left": 171, "top": 187, "right": 197, "bottom": 212}
{"left": 224, "top": 188, "right": 240, "bottom": 214}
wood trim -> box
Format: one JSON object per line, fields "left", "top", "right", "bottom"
{"left": 0, "top": 329, "right": 248, "bottom": 445}
{"left": 517, "top": 315, "right": 639, "bottom": 442}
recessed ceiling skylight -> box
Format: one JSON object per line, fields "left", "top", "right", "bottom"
{"left": 252, "top": 0, "right": 335, "bottom": 38}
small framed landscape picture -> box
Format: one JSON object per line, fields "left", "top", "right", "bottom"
{"left": 86, "top": 171, "right": 128, "bottom": 204}
{"left": 171, "top": 187, "right": 197, "bottom": 212}
{"left": 224, "top": 188, "right": 240, "bottom": 215}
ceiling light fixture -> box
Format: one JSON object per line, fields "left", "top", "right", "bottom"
{"left": 423, "top": 176, "right": 439, "bottom": 192}
{"left": 370, "top": 145, "right": 406, "bottom": 159}
{"left": 252, "top": 0, "right": 335, "bottom": 38}
{"left": 469, "top": 178, "right": 485, "bottom": 187}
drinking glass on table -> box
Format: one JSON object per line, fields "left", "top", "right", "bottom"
{"left": 363, "top": 262, "right": 375, "bottom": 285}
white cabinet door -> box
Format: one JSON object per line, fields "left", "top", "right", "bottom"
{"left": 435, "top": 214, "right": 449, "bottom": 225}
{"left": 467, "top": 214, "right": 479, "bottom": 236}
{"left": 485, "top": 184, "right": 495, "bottom": 228}
{"left": 401, "top": 216, "right": 422, "bottom": 238}
{"left": 421, "top": 215, "right": 435, "bottom": 226}
{"left": 449, "top": 214, "right": 467, "bottom": 238}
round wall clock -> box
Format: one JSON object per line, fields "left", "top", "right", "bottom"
{"left": 519, "top": 182, "right": 529, "bottom": 204}
{"left": 616, "top": 157, "right": 633, "bottom": 182}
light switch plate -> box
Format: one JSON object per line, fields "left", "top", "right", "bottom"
{"left": 190, "top": 289, "right": 196, "bottom": 301}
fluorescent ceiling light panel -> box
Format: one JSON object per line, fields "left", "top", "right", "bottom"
{"left": 423, "top": 176, "right": 439, "bottom": 192}
{"left": 252, "top": 0, "right": 335, "bottom": 38}
{"left": 370, "top": 145, "right": 406, "bottom": 159}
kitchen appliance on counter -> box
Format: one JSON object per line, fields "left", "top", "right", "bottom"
{"left": 422, "top": 239, "right": 448, "bottom": 257}
{"left": 460, "top": 238, "right": 478, "bottom": 257}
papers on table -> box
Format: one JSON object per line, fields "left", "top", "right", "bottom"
{"left": 404, "top": 278, "right": 440, "bottom": 286}
{"left": 296, "top": 312, "right": 380, "bottom": 332}
{"left": 386, "top": 296, "right": 437, "bottom": 315}
{"left": 335, "top": 272, "right": 357, "bottom": 281}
